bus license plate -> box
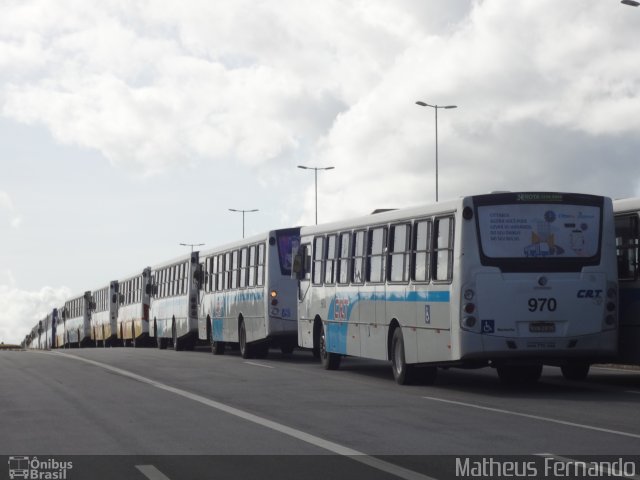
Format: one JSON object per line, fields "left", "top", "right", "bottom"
{"left": 529, "top": 322, "right": 555, "bottom": 333}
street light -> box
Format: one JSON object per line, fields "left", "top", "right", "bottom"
{"left": 297, "top": 165, "right": 335, "bottom": 224}
{"left": 228, "top": 209, "right": 259, "bottom": 238}
{"left": 415, "top": 101, "right": 457, "bottom": 202}
{"left": 179, "top": 242, "right": 204, "bottom": 253}
{"left": 621, "top": 0, "right": 639, "bottom": 6}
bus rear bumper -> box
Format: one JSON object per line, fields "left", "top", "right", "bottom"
{"left": 459, "top": 329, "right": 618, "bottom": 362}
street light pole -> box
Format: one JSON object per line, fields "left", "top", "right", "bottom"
{"left": 179, "top": 242, "right": 204, "bottom": 254}
{"left": 415, "top": 101, "right": 457, "bottom": 202}
{"left": 228, "top": 209, "right": 259, "bottom": 238}
{"left": 297, "top": 165, "right": 335, "bottom": 224}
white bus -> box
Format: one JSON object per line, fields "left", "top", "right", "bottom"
{"left": 612, "top": 197, "right": 640, "bottom": 365}
{"left": 117, "top": 268, "right": 152, "bottom": 347}
{"left": 90, "top": 281, "right": 119, "bottom": 347}
{"left": 150, "top": 253, "right": 200, "bottom": 350}
{"left": 293, "top": 192, "right": 618, "bottom": 384}
{"left": 62, "top": 291, "right": 94, "bottom": 348}
{"left": 197, "top": 228, "right": 300, "bottom": 358}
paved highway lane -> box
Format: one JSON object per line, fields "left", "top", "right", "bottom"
{"left": 1, "top": 348, "right": 639, "bottom": 479}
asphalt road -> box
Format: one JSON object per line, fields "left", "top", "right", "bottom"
{"left": 1, "top": 347, "right": 639, "bottom": 480}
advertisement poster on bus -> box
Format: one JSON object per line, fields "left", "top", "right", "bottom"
{"left": 477, "top": 204, "right": 600, "bottom": 258}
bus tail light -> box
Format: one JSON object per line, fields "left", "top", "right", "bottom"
{"left": 603, "top": 282, "right": 617, "bottom": 331}
{"left": 462, "top": 316, "right": 476, "bottom": 329}
{"left": 464, "top": 303, "right": 475, "bottom": 314}
{"left": 271, "top": 290, "right": 278, "bottom": 306}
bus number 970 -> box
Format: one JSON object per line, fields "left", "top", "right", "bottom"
{"left": 528, "top": 297, "right": 557, "bottom": 312}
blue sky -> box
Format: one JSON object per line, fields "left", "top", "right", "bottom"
{"left": 2, "top": 0, "right": 639, "bottom": 344}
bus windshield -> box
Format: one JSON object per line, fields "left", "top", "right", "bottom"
{"left": 276, "top": 229, "right": 300, "bottom": 276}
{"left": 474, "top": 193, "right": 603, "bottom": 272}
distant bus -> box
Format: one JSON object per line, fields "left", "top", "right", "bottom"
{"left": 613, "top": 197, "right": 640, "bottom": 365}
{"left": 62, "top": 291, "right": 93, "bottom": 348}
{"left": 197, "top": 228, "right": 300, "bottom": 358}
{"left": 91, "top": 281, "right": 119, "bottom": 347}
{"left": 117, "top": 268, "right": 152, "bottom": 347}
{"left": 149, "top": 253, "right": 199, "bottom": 350}
{"left": 293, "top": 192, "right": 618, "bottom": 384}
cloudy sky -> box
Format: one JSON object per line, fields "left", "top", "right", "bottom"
{"left": 1, "top": 0, "right": 639, "bottom": 344}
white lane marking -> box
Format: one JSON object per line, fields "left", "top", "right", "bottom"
{"left": 422, "top": 396, "right": 640, "bottom": 440}
{"left": 244, "top": 361, "right": 274, "bottom": 369}
{"left": 136, "top": 465, "right": 172, "bottom": 480}
{"left": 53, "top": 352, "right": 435, "bottom": 480}
{"left": 536, "top": 454, "right": 640, "bottom": 480}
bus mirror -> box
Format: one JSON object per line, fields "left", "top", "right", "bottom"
{"left": 292, "top": 253, "right": 303, "bottom": 279}
{"left": 145, "top": 284, "right": 152, "bottom": 295}
{"left": 89, "top": 301, "right": 96, "bottom": 310}
{"left": 119, "top": 293, "right": 125, "bottom": 304}
{"left": 112, "top": 293, "right": 118, "bottom": 304}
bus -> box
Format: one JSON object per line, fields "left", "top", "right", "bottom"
{"left": 117, "top": 268, "right": 152, "bottom": 347}
{"left": 612, "top": 197, "right": 640, "bottom": 365}
{"left": 149, "top": 253, "right": 200, "bottom": 351}
{"left": 91, "top": 281, "right": 119, "bottom": 347}
{"left": 293, "top": 192, "right": 618, "bottom": 384}
{"left": 197, "top": 228, "right": 300, "bottom": 358}
{"left": 62, "top": 291, "right": 93, "bottom": 348}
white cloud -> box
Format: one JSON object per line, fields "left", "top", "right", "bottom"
{"left": 0, "top": 190, "right": 22, "bottom": 228}
{"left": 0, "top": 283, "right": 71, "bottom": 345}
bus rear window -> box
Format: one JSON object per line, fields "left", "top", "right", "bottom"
{"left": 276, "top": 229, "right": 300, "bottom": 276}
{"left": 474, "top": 193, "right": 603, "bottom": 272}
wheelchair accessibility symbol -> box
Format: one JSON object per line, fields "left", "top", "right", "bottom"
{"left": 481, "top": 320, "right": 495, "bottom": 334}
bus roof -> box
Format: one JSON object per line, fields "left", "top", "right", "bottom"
{"left": 198, "top": 227, "right": 300, "bottom": 259}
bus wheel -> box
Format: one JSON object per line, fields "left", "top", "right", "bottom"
{"left": 172, "top": 322, "right": 183, "bottom": 351}
{"left": 312, "top": 322, "right": 321, "bottom": 359}
{"left": 561, "top": 363, "right": 590, "bottom": 381}
{"left": 391, "top": 328, "right": 416, "bottom": 385}
{"left": 239, "top": 320, "right": 253, "bottom": 359}
{"left": 211, "top": 340, "right": 225, "bottom": 355}
{"left": 320, "top": 323, "right": 341, "bottom": 370}
{"left": 157, "top": 335, "right": 167, "bottom": 350}
{"left": 280, "top": 341, "right": 295, "bottom": 355}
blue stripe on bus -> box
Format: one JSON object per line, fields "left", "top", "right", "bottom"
{"left": 325, "top": 290, "right": 451, "bottom": 355}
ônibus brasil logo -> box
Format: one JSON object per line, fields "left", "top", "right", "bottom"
{"left": 8, "top": 456, "right": 73, "bottom": 479}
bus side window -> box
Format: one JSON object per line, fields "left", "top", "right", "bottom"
{"left": 248, "top": 245, "right": 256, "bottom": 287}
{"left": 325, "top": 235, "right": 337, "bottom": 285}
{"left": 352, "top": 230, "right": 366, "bottom": 284}
{"left": 615, "top": 214, "right": 639, "bottom": 281}
{"left": 338, "top": 232, "right": 351, "bottom": 285}
{"left": 413, "top": 220, "right": 432, "bottom": 282}
{"left": 312, "top": 236, "right": 324, "bottom": 285}
{"left": 240, "top": 248, "right": 248, "bottom": 288}
{"left": 433, "top": 216, "right": 454, "bottom": 282}
{"left": 389, "top": 223, "right": 410, "bottom": 283}
{"left": 257, "top": 244, "right": 265, "bottom": 287}
{"left": 367, "top": 227, "right": 387, "bottom": 283}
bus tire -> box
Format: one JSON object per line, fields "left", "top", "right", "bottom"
{"left": 280, "top": 341, "right": 295, "bottom": 355}
{"left": 157, "top": 335, "right": 167, "bottom": 350}
{"left": 172, "top": 321, "right": 183, "bottom": 351}
{"left": 239, "top": 320, "right": 253, "bottom": 359}
{"left": 320, "top": 323, "right": 341, "bottom": 370}
{"left": 312, "top": 321, "right": 322, "bottom": 359}
{"left": 391, "top": 328, "right": 417, "bottom": 385}
{"left": 561, "top": 363, "right": 590, "bottom": 381}
{"left": 212, "top": 340, "right": 225, "bottom": 355}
